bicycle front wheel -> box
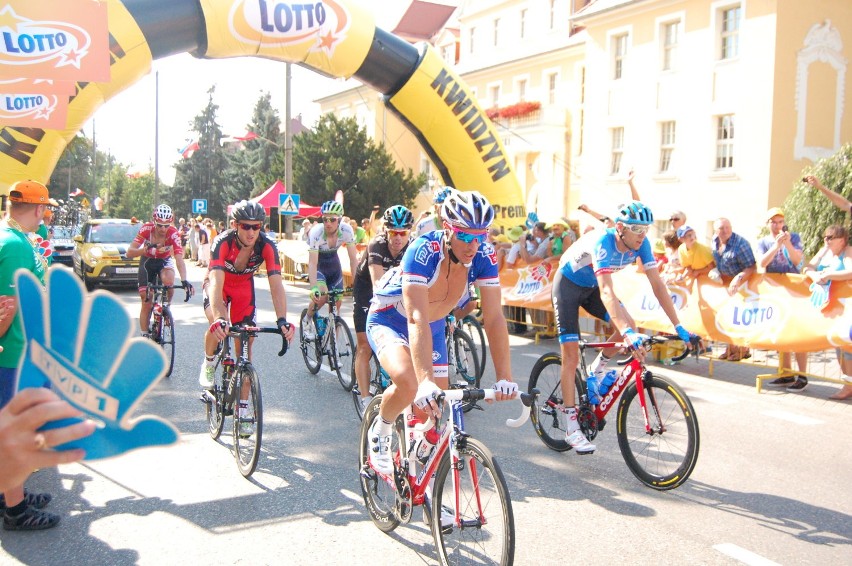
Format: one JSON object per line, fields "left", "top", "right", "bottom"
{"left": 616, "top": 375, "right": 700, "bottom": 490}
{"left": 330, "top": 316, "right": 355, "bottom": 391}
{"left": 358, "top": 395, "right": 402, "bottom": 533}
{"left": 299, "top": 308, "right": 322, "bottom": 374}
{"left": 461, "top": 315, "right": 487, "bottom": 379}
{"left": 161, "top": 307, "right": 176, "bottom": 378}
{"left": 527, "top": 353, "right": 585, "bottom": 452}
{"left": 352, "top": 351, "right": 383, "bottom": 421}
{"left": 432, "top": 438, "right": 514, "bottom": 566}
{"left": 234, "top": 365, "right": 263, "bottom": 478}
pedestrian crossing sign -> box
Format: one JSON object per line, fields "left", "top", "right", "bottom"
{"left": 279, "top": 194, "right": 300, "bottom": 215}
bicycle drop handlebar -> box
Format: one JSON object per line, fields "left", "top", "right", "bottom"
{"left": 147, "top": 283, "right": 192, "bottom": 303}
{"left": 414, "top": 388, "right": 540, "bottom": 430}
{"left": 226, "top": 324, "right": 290, "bottom": 356}
{"left": 606, "top": 335, "right": 701, "bottom": 365}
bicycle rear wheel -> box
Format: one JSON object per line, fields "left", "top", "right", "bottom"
{"left": 206, "top": 383, "right": 225, "bottom": 440}
{"left": 234, "top": 365, "right": 263, "bottom": 478}
{"left": 450, "top": 330, "right": 480, "bottom": 413}
{"left": 461, "top": 315, "right": 487, "bottom": 379}
{"left": 616, "top": 374, "right": 700, "bottom": 490}
{"left": 527, "top": 353, "right": 585, "bottom": 452}
{"left": 352, "top": 351, "right": 383, "bottom": 421}
{"left": 299, "top": 308, "right": 322, "bottom": 374}
{"left": 161, "top": 307, "right": 176, "bottom": 378}
{"left": 432, "top": 438, "right": 514, "bottom": 566}
{"left": 330, "top": 316, "right": 355, "bottom": 391}
{"left": 358, "top": 395, "right": 402, "bottom": 533}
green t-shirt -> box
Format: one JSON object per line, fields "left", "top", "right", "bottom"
{"left": 354, "top": 226, "right": 367, "bottom": 244}
{"left": 0, "top": 227, "right": 47, "bottom": 368}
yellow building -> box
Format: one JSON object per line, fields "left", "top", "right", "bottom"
{"left": 317, "top": 0, "right": 852, "bottom": 238}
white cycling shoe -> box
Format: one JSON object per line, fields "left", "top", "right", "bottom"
{"left": 368, "top": 419, "right": 393, "bottom": 475}
{"left": 565, "top": 430, "right": 596, "bottom": 455}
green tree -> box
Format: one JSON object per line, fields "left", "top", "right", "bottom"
{"left": 784, "top": 143, "right": 852, "bottom": 256}
{"left": 242, "top": 92, "right": 284, "bottom": 195}
{"left": 293, "top": 114, "right": 425, "bottom": 221}
{"left": 49, "top": 134, "right": 93, "bottom": 200}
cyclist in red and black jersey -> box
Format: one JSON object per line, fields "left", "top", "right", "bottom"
{"left": 127, "top": 204, "right": 194, "bottom": 336}
{"left": 352, "top": 205, "right": 413, "bottom": 413}
{"left": 199, "top": 200, "right": 295, "bottom": 389}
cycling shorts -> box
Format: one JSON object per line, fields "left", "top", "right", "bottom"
{"left": 316, "top": 268, "right": 343, "bottom": 293}
{"left": 352, "top": 277, "right": 373, "bottom": 333}
{"left": 366, "top": 306, "right": 448, "bottom": 381}
{"left": 552, "top": 269, "right": 610, "bottom": 344}
{"left": 202, "top": 279, "right": 257, "bottom": 326}
{"left": 138, "top": 256, "right": 176, "bottom": 291}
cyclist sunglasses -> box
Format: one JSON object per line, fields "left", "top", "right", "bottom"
{"left": 323, "top": 216, "right": 339, "bottom": 223}
{"left": 452, "top": 228, "right": 487, "bottom": 245}
{"left": 155, "top": 223, "right": 170, "bottom": 228}
{"left": 239, "top": 223, "right": 262, "bottom": 231}
{"left": 623, "top": 224, "right": 649, "bottom": 235}
{"left": 388, "top": 229, "right": 409, "bottom": 238}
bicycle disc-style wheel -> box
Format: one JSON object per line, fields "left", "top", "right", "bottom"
{"left": 352, "top": 350, "right": 383, "bottom": 421}
{"left": 299, "top": 308, "right": 322, "bottom": 374}
{"left": 234, "top": 365, "right": 263, "bottom": 478}
{"left": 616, "top": 375, "right": 699, "bottom": 490}
{"left": 358, "top": 395, "right": 401, "bottom": 533}
{"left": 461, "top": 315, "right": 487, "bottom": 379}
{"left": 330, "top": 316, "right": 355, "bottom": 391}
{"left": 206, "top": 385, "right": 225, "bottom": 440}
{"left": 161, "top": 307, "right": 176, "bottom": 378}
{"left": 527, "top": 353, "right": 585, "bottom": 452}
{"left": 432, "top": 438, "right": 514, "bottom": 566}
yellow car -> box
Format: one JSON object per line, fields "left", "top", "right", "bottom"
{"left": 72, "top": 219, "right": 142, "bottom": 291}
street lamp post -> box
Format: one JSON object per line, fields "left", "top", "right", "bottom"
{"left": 284, "top": 62, "right": 294, "bottom": 240}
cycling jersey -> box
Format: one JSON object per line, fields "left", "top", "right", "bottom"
{"left": 352, "top": 233, "right": 408, "bottom": 333}
{"left": 371, "top": 231, "right": 500, "bottom": 320}
{"left": 307, "top": 222, "right": 355, "bottom": 290}
{"left": 558, "top": 227, "right": 657, "bottom": 287}
{"left": 414, "top": 215, "right": 442, "bottom": 239}
{"left": 133, "top": 223, "right": 184, "bottom": 260}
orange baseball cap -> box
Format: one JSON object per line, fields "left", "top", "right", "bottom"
{"left": 9, "top": 180, "right": 58, "bottom": 206}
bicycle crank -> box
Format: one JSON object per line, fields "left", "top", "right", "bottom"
{"left": 577, "top": 406, "right": 600, "bottom": 440}
{"left": 394, "top": 468, "right": 413, "bottom": 524}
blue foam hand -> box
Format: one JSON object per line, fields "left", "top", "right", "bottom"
{"left": 809, "top": 281, "right": 830, "bottom": 311}
{"left": 15, "top": 266, "right": 178, "bottom": 460}
{"left": 525, "top": 211, "right": 539, "bottom": 229}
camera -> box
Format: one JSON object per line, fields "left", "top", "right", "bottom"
{"left": 782, "top": 224, "right": 788, "bottom": 232}
{"left": 525, "top": 233, "right": 533, "bottom": 242}
{"left": 802, "top": 177, "right": 809, "bottom": 183}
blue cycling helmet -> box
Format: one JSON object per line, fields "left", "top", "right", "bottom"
{"left": 321, "top": 200, "right": 344, "bottom": 216}
{"left": 616, "top": 201, "right": 654, "bottom": 225}
{"left": 434, "top": 186, "right": 453, "bottom": 204}
{"left": 383, "top": 205, "right": 414, "bottom": 229}
{"left": 441, "top": 189, "right": 495, "bottom": 231}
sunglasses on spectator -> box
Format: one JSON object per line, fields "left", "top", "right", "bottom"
{"left": 452, "top": 228, "right": 487, "bottom": 245}
{"left": 155, "top": 223, "right": 170, "bottom": 228}
{"left": 323, "top": 216, "right": 339, "bottom": 223}
{"left": 388, "top": 229, "right": 409, "bottom": 238}
{"left": 622, "top": 224, "right": 650, "bottom": 235}
{"left": 239, "top": 223, "right": 262, "bottom": 231}
{"left": 669, "top": 217, "right": 682, "bottom": 222}
{"left": 824, "top": 235, "right": 842, "bottom": 241}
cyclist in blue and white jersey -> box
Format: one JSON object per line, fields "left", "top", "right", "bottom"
{"left": 552, "top": 201, "right": 701, "bottom": 454}
{"left": 366, "top": 189, "right": 518, "bottom": 478}
{"left": 304, "top": 200, "right": 358, "bottom": 338}
{"left": 413, "top": 186, "right": 452, "bottom": 239}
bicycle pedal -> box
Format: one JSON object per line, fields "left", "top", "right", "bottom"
{"left": 471, "top": 402, "right": 484, "bottom": 412}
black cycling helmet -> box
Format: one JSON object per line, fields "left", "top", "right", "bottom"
{"left": 232, "top": 200, "right": 266, "bottom": 223}
{"left": 383, "top": 205, "right": 414, "bottom": 229}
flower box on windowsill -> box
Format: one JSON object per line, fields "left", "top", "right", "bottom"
{"left": 486, "top": 101, "right": 542, "bottom": 120}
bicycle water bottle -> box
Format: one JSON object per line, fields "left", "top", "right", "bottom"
{"left": 598, "top": 369, "right": 618, "bottom": 397}
{"left": 379, "top": 367, "right": 390, "bottom": 389}
{"left": 416, "top": 428, "right": 440, "bottom": 466}
{"left": 315, "top": 315, "right": 327, "bottom": 337}
{"left": 223, "top": 357, "right": 236, "bottom": 398}
{"left": 586, "top": 375, "right": 601, "bottom": 405}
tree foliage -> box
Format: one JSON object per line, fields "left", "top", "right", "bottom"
{"left": 242, "top": 92, "right": 284, "bottom": 195}
{"left": 784, "top": 143, "right": 852, "bottom": 256}
{"left": 293, "top": 114, "right": 425, "bottom": 221}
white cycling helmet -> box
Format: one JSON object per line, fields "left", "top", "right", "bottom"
{"left": 441, "top": 189, "right": 495, "bottom": 231}
{"left": 153, "top": 204, "right": 173, "bottom": 224}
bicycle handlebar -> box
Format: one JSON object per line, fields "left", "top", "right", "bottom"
{"left": 414, "top": 388, "right": 540, "bottom": 429}
{"left": 147, "top": 283, "right": 192, "bottom": 303}
{"left": 607, "top": 335, "right": 700, "bottom": 366}
{"left": 225, "top": 324, "right": 290, "bottom": 356}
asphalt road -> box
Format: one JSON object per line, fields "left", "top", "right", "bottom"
{"left": 1, "top": 265, "right": 850, "bottom": 565}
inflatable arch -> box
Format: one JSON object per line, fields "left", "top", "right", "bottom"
{"left": 0, "top": 0, "right": 525, "bottom": 230}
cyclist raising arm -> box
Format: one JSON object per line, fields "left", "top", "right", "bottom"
{"left": 304, "top": 201, "right": 358, "bottom": 337}
{"left": 127, "top": 204, "right": 193, "bottom": 337}
{"left": 413, "top": 186, "right": 452, "bottom": 239}
{"left": 199, "top": 201, "right": 295, "bottom": 392}
{"left": 367, "top": 189, "right": 517, "bottom": 477}
{"left": 552, "top": 201, "right": 700, "bottom": 454}
{"left": 352, "top": 205, "right": 414, "bottom": 413}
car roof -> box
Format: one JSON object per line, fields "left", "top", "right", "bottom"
{"left": 86, "top": 219, "right": 135, "bottom": 225}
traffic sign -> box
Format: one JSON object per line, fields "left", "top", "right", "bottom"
{"left": 192, "top": 199, "right": 208, "bottom": 214}
{"left": 279, "top": 193, "right": 300, "bottom": 215}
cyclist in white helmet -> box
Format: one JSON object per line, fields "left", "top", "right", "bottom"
{"left": 127, "top": 204, "right": 194, "bottom": 337}
{"left": 413, "top": 185, "right": 452, "bottom": 239}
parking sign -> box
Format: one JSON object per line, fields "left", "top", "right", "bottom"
{"left": 192, "top": 199, "right": 207, "bottom": 214}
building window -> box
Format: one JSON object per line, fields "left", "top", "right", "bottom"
{"left": 550, "top": 0, "right": 556, "bottom": 30}
{"left": 517, "top": 79, "right": 527, "bottom": 102}
{"left": 520, "top": 9, "right": 527, "bottom": 39}
{"left": 611, "top": 127, "right": 624, "bottom": 174}
{"left": 493, "top": 18, "right": 500, "bottom": 46}
{"left": 469, "top": 26, "right": 475, "bottom": 54}
{"left": 548, "top": 73, "right": 558, "bottom": 105}
{"left": 715, "top": 115, "right": 734, "bottom": 169}
{"left": 613, "top": 34, "right": 628, "bottom": 79}
{"left": 659, "top": 121, "right": 676, "bottom": 173}
{"left": 662, "top": 21, "right": 679, "bottom": 71}
{"left": 720, "top": 6, "right": 741, "bottom": 60}
{"left": 490, "top": 85, "right": 501, "bottom": 108}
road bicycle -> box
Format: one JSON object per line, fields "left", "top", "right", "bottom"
{"left": 145, "top": 277, "right": 190, "bottom": 378}
{"left": 359, "top": 387, "right": 538, "bottom": 565}
{"left": 460, "top": 314, "right": 487, "bottom": 379}
{"left": 201, "top": 323, "right": 289, "bottom": 477}
{"left": 298, "top": 287, "right": 355, "bottom": 391}
{"left": 352, "top": 350, "right": 390, "bottom": 421}
{"left": 527, "top": 335, "right": 700, "bottom": 490}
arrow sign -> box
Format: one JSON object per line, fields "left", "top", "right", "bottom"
{"left": 279, "top": 194, "right": 300, "bottom": 215}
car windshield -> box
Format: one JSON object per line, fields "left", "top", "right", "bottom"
{"left": 88, "top": 223, "right": 140, "bottom": 244}
{"left": 50, "top": 226, "right": 77, "bottom": 240}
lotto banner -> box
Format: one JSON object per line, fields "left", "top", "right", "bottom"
{"left": 0, "top": 0, "right": 110, "bottom": 82}
{"left": 0, "top": 92, "right": 68, "bottom": 129}
{"left": 500, "top": 259, "right": 852, "bottom": 353}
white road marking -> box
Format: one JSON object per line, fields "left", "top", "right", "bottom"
{"left": 760, "top": 409, "right": 823, "bottom": 426}
{"left": 713, "top": 543, "right": 781, "bottom": 566}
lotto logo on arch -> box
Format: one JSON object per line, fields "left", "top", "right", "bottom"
{"left": 229, "top": 0, "right": 350, "bottom": 54}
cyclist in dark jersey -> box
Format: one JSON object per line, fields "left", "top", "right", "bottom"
{"left": 127, "top": 204, "right": 194, "bottom": 337}
{"left": 352, "top": 205, "right": 413, "bottom": 413}
{"left": 199, "top": 201, "right": 295, "bottom": 392}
